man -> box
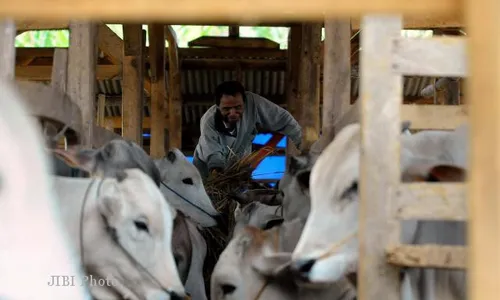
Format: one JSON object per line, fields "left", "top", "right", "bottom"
{"left": 193, "top": 80, "right": 302, "bottom": 179}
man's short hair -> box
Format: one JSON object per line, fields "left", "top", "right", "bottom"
{"left": 214, "top": 81, "right": 246, "bottom": 106}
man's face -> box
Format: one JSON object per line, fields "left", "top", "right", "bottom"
{"left": 219, "top": 93, "right": 244, "bottom": 125}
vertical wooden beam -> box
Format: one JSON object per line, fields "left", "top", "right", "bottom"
{"left": 359, "top": 15, "right": 402, "bottom": 300}
{"left": 51, "top": 48, "right": 68, "bottom": 94}
{"left": 122, "top": 23, "right": 144, "bottom": 145}
{"left": 148, "top": 24, "right": 167, "bottom": 158}
{"left": 285, "top": 24, "right": 302, "bottom": 165}
{"left": 165, "top": 25, "right": 182, "bottom": 150}
{"left": 321, "top": 18, "right": 351, "bottom": 149}
{"left": 67, "top": 22, "right": 98, "bottom": 148}
{"left": 96, "top": 94, "right": 106, "bottom": 127}
{"left": 466, "top": 0, "right": 500, "bottom": 298}
{"left": 0, "top": 19, "right": 16, "bottom": 80}
{"left": 229, "top": 26, "right": 239, "bottom": 38}
{"left": 297, "top": 23, "right": 322, "bottom": 151}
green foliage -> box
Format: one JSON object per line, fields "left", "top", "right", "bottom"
{"left": 14, "top": 25, "right": 432, "bottom": 49}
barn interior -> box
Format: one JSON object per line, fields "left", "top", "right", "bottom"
{"left": 14, "top": 21, "right": 466, "bottom": 183}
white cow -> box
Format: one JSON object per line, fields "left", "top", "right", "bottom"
{"left": 56, "top": 141, "right": 220, "bottom": 228}
{"left": 290, "top": 123, "right": 468, "bottom": 300}
{"left": 54, "top": 168, "right": 188, "bottom": 300}
{"left": 57, "top": 143, "right": 211, "bottom": 299}
{"left": 211, "top": 218, "right": 356, "bottom": 300}
{"left": 0, "top": 79, "right": 90, "bottom": 300}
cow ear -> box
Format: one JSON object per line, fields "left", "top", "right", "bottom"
{"left": 53, "top": 148, "right": 96, "bottom": 173}
{"left": 98, "top": 179, "right": 123, "bottom": 225}
{"left": 296, "top": 169, "right": 311, "bottom": 191}
{"left": 252, "top": 252, "right": 292, "bottom": 277}
{"left": 427, "top": 165, "right": 466, "bottom": 182}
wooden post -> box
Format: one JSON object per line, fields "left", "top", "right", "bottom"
{"left": 96, "top": 94, "right": 106, "bottom": 127}
{"left": 466, "top": 0, "right": 500, "bottom": 298}
{"left": 0, "top": 19, "right": 16, "bottom": 80}
{"left": 67, "top": 22, "right": 98, "bottom": 148}
{"left": 285, "top": 24, "right": 301, "bottom": 165}
{"left": 148, "top": 24, "right": 167, "bottom": 158}
{"left": 122, "top": 23, "right": 144, "bottom": 145}
{"left": 321, "top": 18, "right": 351, "bottom": 149}
{"left": 165, "top": 26, "right": 182, "bottom": 150}
{"left": 297, "top": 23, "right": 322, "bottom": 151}
{"left": 359, "top": 15, "right": 402, "bottom": 300}
{"left": 51, "top": 48, "right": 68, "bottom": 94}
{"left": 229, "top": 26, "right": 239, "bottom": 38}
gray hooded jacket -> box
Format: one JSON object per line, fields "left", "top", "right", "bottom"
{"left": 193, "top": 91, "right": 302, "bottom": 179}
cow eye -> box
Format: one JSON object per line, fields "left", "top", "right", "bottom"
{"left": 182, "top": 178, "right": 194, "bottom": 185}
{"left": 341, "top": 181, "right": 358, "bottom": 199}
{"left": 220, "top": 283, "right": 236, "bottom": 295}
{"left": 134, "top": 220, "right": 149, "bottom": 233}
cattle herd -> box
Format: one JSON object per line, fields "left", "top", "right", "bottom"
{"left": 0, "top": 77, "right": 468, "bottom": 300}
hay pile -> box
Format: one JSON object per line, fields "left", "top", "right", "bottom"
{"left": 199, "top": 147, "right": 277, "bottom": 295}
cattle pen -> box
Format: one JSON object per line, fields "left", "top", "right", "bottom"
{"left": 0, "top": 0, "right": 497, "bottom": 299}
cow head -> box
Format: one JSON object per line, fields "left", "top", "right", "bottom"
{"left": 290, "top": 123, "right": 466, "bottom": 284}
{"left": 210, "top": 223, "right": 299, "bottom": 300}
{"left": 155, "top": 148, "right": 220, "bottom": 227}
{"left": 278, "top": 153, "right": 317, "bottom": 222}
{"left": 86, "top": 168, "right": 187, "bottom": 300}
{"left": 65, "top": 139, "right": 162, "bottom": 187}
{"left": 233, "top": 200, "right": 284, "bottom": 237}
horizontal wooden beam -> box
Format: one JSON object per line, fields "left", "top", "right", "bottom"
{"left": 188, "top": 36, "right": 280, "bottom": 49}
{"left": 4, "top": 1, "right": 462, "bottom": 24}
{"left": 394, "top": 183, "right": 466, "bottom": 221}
{"left": 15, "top": 19, "right": 463, "bottom": 32}
{"left": 15, "top": 65, "right": 120, "bottom": 81}
{"left": 386, "top": 244, "right": 466, "bottom": 269}
{"left": 401, "top": 104, "right": 468, "bottom": 130}
{"left": 16, "top": 47, "right": 288, "bottom": 60}
{"left": 392, "top": 36, "right": 467, "bottom": 77}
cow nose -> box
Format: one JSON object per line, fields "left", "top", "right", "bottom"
{"left": 291, "top": 258, "right": 316, "bottom": 275}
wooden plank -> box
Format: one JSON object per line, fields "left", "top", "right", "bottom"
{"left": 394, "top": 183, "right": 466, "bottom": 221}
{"left": 386, "top": 244, "right": 466, "bottom": 269}
{"left": 15, "top": 18, "right": 463, "bottom": 31}
{"left": 96, "top": 94, "right": 106, "bottom": 127}
{"left": 401, "top": 104, "right": 467, "bottom": 130}
{"left": 0, "top": 0, "right": 461, "bottom": 22}
{"left": 67, "top": 21, "right": 98, "bottom": 148}
{"left": 321, "top": 18, "right": 351, "bottom": 148}
{"left": 16, "top": 65, "right": 119, "bottom": 81}
{"left": 298, "top": 23, "right": 322, "bottom": 151}
{"left": 148, "top": 23, "right": 167, "bottom": 158}
{"left": 466, "top": 0, "right": 500, "bottom": 297}
{"left": 15, "top": 81, "right": 83, "bottom": 136}
{"left": 166, "top": 25, "right": 182, "bottom": 149}
{"left": 0, "top": 19, "right": 16, "bottom": 80}
{"left": 122, "top": 24, "right": 144, "bottom": 145}
{"left": 98, "top": 24, "right": 123, "bottom": 65}
{"left": 50, "top": 48, "right": 68, "bottom": 94}
{"left": 187, "top": 36, "right": 280, "bottom": 49}
{"left": 285, "top": 24, "right": 301, "bottom": 164}
{"left": 359, "top": 15, "right": 402, "bottom": 300}
{"left": 392, "top": 37, "right": 467, "bottom": 77}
